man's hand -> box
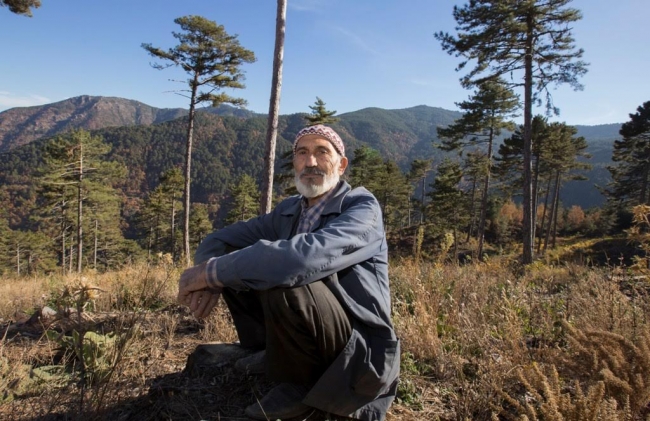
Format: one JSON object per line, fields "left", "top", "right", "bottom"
{"left": 178, "top": 261, "right": 224, "bottom": 319}
{"left": 178, "top": 261, "right": 211, "bottom": 305}
{"left": 188, "top": 289, "right": 222, "bottom": 319}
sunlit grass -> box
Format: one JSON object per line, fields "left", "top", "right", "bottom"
{"left": 2, "top": 253, "right": 650, "bottom": 420}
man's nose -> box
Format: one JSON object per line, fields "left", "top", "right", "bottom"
{"left": 305, "top": 153, "right": 318, "bottom": 166}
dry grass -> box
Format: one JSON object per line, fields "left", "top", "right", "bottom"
{"left": 1, "top": 256, "right": 650, "bottom": 420}
{"left": 390, "top": 257, "right": 650, "bottom": 420}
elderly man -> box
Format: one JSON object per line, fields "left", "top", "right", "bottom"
{"left": 178, "top": 124, "right": 399, "bottom": 421}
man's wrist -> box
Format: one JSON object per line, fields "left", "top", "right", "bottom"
{"left": 205, "top": 257, "right": 224, "bottom": 289}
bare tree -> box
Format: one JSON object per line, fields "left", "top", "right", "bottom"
{"left": 260, "top": 0, "right": 287, "bottom": 215}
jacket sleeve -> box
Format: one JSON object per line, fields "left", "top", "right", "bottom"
{"left": 193, "top": 201, "right": 289, "bottom": 264}
{"left": 215, "top": 191, "right": 384, "bottom": 291}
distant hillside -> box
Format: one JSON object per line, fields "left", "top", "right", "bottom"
{"left": 336, "top": 105, "right": 462, "bottom": 166}
{"left": 575, "top": 123, "right": 621, "bottom": 141}
{"left": 0, "top": 96, "right": 624, "bottom": 211}
{"left": 0, "top": 96, "right": 258, "bottom": 152}
{"left": 560, "top": 124, "right": 620, "bottom": 209}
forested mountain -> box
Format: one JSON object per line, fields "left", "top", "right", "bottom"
{"left": 0, "top": 96, "right": 258, "bottom": 152}
{"left": 0, "top": 96, "right": 621, "bottom": 224}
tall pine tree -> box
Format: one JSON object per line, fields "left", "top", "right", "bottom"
{"left": 436, "top": 0, "right": 588, "bottom": 263}
{"left": 437, "top": 79, "right": 519, "bottom": 258}
{"left": 143, "top": 15, "right": 256, "bottom": 266}
{"left": 427, "top": 158, "right": 470, "bottom": 260}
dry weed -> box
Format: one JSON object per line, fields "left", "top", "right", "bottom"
{"left": 496, "top": 362, "right": 630, "bottom": 421}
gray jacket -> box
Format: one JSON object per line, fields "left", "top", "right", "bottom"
{"left": 194, "top": 181, "right": 400, "bottom": 421}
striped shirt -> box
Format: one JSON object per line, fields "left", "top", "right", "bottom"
{"left": 205, "top": 182, "right": 341, "bottom": 288}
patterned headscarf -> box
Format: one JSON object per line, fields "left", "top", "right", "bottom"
{"left": 293, "top": 125, "right": 345, "bottom": 157}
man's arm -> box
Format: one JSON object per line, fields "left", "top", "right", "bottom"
{"left": 179, "top": 198, "right": 293, "bottom": 317}
{"left": 215, "top": 191, "right": 384, "bottom": 291}
{"left": 194, "top": 199, "right": 292, "bottom": 264}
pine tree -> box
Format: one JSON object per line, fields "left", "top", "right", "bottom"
{"left": 375, "top": 161, "right": 412, "bottom": 232}
{"left": 226, "top": 174, "right": 261, "bottom": 225}
{"left": 461, "top": 150, "right": 487, "bottom": 243}
{"left": 139, "top": 168, "right": 184, "bottom": 259}
{"left": 305, "top": 97, "right": 339, "bottom": 126}
{"left": 349, "top": 145, "right": 385, "bottom": 193}
{"left": 189, "top": 203, "right": 213, "bottom": 250}
{"left": 437, "top": 79, "right": 519, "bottom": 258}
{"left": 606, "top": 101, "right": 650, "bottom": 210}
{"left": 408, "top": 159, "right": 433, "bottom": 225}
{"left": 427, "top": 158, "right": 470, "bottom": 260}
{"left": 143, "top": 15, "right": 256, "bottom": 266}
{"left": 159, "top": 168, "right": 184, "bottom": 259}
{"left": 494, "top": 119, "right": 590, "bottom": 252}
{"left": 494, "top": 115, "right": 550, "bottom": 201}
{"left": 538, "top": 122, "right": 590, "bottom": 251}
{"left": 39, "top": 129, "right": 125, "bottom": 273}
{"left": 436, "top": 0, "right": 588, "bottom": 263}
{"left": 1, "top": 0, "right": 40, "bottom": 16}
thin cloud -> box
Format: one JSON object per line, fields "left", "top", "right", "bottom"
{"left": 0, "top": 93, "right": 51, "bottom": 110}
{"left": 332, "top": 26, "right": 380, "bottom": 57}
{"left": 289, "top": 0, "right": 327, "bottom": 12}
{"left": 410, "top": 78, "right": 455, "bottom": 90}
{"left": 411, "top": 78, "right": 437, "bottom": 87}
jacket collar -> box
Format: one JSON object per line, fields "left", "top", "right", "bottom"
{"left": 322, "top": 180, "right": 350, "bottom": 215}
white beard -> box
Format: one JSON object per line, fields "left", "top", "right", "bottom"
{"left": 295, "top": 170, "right": 340, "bottom": 199}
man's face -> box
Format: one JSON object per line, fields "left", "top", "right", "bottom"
{"left": 293, "top": 135, "right": 348, "bottom": 198}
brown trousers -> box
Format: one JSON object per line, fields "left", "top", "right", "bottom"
{"left": 222, "top": 278, "right": 352, "bottom": 386}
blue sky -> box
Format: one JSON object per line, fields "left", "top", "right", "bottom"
{"left": 1, "top": 0, "right": 647, "bottom": 125}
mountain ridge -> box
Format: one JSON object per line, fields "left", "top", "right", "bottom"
{"left": 0, "top": 96, "right": 624, "bottom": 209}
{"left": 0, "top": 95, "right": 623, "bottom": 153}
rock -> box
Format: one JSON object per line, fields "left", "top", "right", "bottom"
{"left": 185, "top": 342, "right": 253, "bottom": 378}
{"left": 25, "top": 306, "right": 58, "bottom": 326}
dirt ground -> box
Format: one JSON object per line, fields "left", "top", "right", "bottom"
{"left": 0, "top": 306, "right": 416, "bottom": 421}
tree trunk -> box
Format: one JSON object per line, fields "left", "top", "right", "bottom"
{"left": 466, "top": 176, "right": 477, "bottom": 243}
{"left": 93, "top": 219, "right": 98, "bottom": 270}
{"left": 521, "top": 12, "right": 535, "bottom": 264}
{"left": 16, "top": 242, "right": 20, "bottom": 275}
{"left": 537, "top": 176, "right": 552, "bottom": 254}
{"left": 77, "top": 141, "right": 83, "bottom": 273}
{"left": 183, "top": 76, "right": 199, "bottom": 267}
{"left": 260, "top": 0, "right": 287, "bottom": 215}
{"left": 69, "top": 243, "right": 73, "bottom": 274}
{"left": 453, "top": 225, "right": 459, "bottom": 264}
{"left": 420, "top": 176, "right": 426, "bottom": 224}
{"left": 62, "top": 220, "right": 67, "bottom": 276}
{"left": 551, "top": 171, "right": 562, "bottom": 249}
{"left": 148, "top": 226, "right": 152, "bottom": 259}
{"left": 642, "top": 164, "right": 650, "bottom": 205}
{"left": 171, "top": 199, "right": 176, "bottom": 260}
{"left": 532, "top": 151, "right": 541, "bottom": 240}
{"left": 544, "top": 171, "right": 561, "bottom": 252}
{"left": 477, "top": 131, "right": 494, "bottom": 260}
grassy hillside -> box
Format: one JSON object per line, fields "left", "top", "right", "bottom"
{"left": 1, "top": 251, "right": 648, "bottom": 420}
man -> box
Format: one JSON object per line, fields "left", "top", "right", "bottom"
{"left": 178, "top": 124, "right": 399, "bottom": 421}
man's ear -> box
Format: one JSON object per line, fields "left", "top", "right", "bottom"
{"left": 339, "top": 156, "right": 349, "bottom": 175}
